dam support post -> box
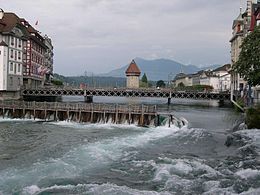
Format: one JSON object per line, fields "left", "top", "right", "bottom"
{"left": 167, "top": 92, "right": 172, "bottom": 105}
{"left": 84, "top": 96, "right": 93, "bottom": 103}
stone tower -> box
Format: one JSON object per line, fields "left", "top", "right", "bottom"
{"left": 125, "top": 60, "right": 141, "bottom": 88}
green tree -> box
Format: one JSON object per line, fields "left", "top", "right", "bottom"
{"left": 178, "top": 82, "right": 185, "bottom": 88}
{"left": 156, "top": 80, "right": 166, "bottom": 88}
{"left": 141, "top": 73, "right": 148, "bottom": 83}
{"left": 233, "top": 25, "right": 260, "bottom": 86}
{"left": 52, "top": 79, "right": 63, "bottom": 86}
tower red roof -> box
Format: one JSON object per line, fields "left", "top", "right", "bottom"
{"left": 125, "top": 60, "right": 141, "bottom": 76}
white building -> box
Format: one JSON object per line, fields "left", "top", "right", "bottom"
{"left": 200, "top": 71, "right": 220, "bottom": 91}
{"left": 173, "top": 73, "right": 193, "bottom": 87}
{"left": 0, "top": 12, "right": 28, "bottom": 99}
{"left": 213, "top": 64, "right": 231, "bottom": 92}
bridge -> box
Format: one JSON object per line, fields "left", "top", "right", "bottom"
{"left": 22, "top": 87, "right": 231, "bottom": 104}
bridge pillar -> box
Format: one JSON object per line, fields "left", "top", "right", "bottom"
{"left": 84, "top": 96, "right": 93, "bottom": 103}
{"left": 167, "top": 98, "right": 171, "bottom": 105}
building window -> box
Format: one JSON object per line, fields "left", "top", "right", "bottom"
{"left": 18, "top": 51, "right": 21, "bottom": 60}
{"left": 10, "top": 49, "right": 13, "bottom": 58}
{"left": 15, "top": 51, "right": 17, "bottom": 60}
{"left": 14, "top": 63, "right": 17, "bottom": 74}
{"left": 10, "top": 77, "right": 13, "bottom": 86}
{"left": 18, "top": 64, "right": 21, "bottom": 72}
{"left": 18, "top": 39, "right": 21, "bottom": 47}
{"left": 11, "top": 37, "right": 14, "bottom": 46}
{"left": 10, "top": 63, "right": 13, "bottom": 72}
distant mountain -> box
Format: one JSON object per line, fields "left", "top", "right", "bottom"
{"left": 53, "top": 73, "right": 127, "bottom": 88}
{"left": 100, "top": 58, "right": 220, "bottom": 81}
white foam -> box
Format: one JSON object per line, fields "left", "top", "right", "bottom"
{"left": 0, "top": 117, "right": 42, "bottom": 122}
{"left": 148, "top": 157, "right": 222, "bottom": 191}
{"left": 235, "top": 168, "right": 260, "bottom": 179}
{"left": 0, "top": 123, "right": 185, "bottom": 193}
{"left": 23, "top": 183, "right": 171, "bottom": 195}
{"left": 48, "top": 120, "right": 144, "bottom": 131}
{"left": 22, "top": 185, "right": 40, "bottom": 195}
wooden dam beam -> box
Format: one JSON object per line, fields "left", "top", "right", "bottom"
{"left": 0, "top": 100, "right": 159, "bottom": 126}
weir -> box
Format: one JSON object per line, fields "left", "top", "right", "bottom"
{"left": 0, "top": 101, "right": 181, "bottom": 127}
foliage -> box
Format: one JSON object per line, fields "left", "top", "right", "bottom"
{"left": 233, "top": 25, "right": 260, "bottom": 86}
{"left": 178, "top": 82, "right": 185, "bottom": 88}
{"left": 53, "top": 73, "right": 127, "bottom": 88}
{"left": 51, "top": 79, "right": 63, "bottom": 86}
{"left": 156, "top": 80, "right": 166, "bottom": 88}
{"left": 141, "top": 73, "right": 148, "bottom": 83}
{"left": 140, "top": 81, "right": 148, "bottom": 88}
{"left": 246, "top": 104, "right": 260, "bottom": 129}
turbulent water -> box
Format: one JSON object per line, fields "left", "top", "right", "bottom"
{"left": 0, "top": 98, "right": 260, "bottom": 195}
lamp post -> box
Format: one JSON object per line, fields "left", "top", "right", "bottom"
{"left": 168, "top": 72, "right": 173, "bottom": 88}
{"left": 0, "top": 8, "right": 4, "bottom": 20}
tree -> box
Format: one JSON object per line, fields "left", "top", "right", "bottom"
{"left": 141, "top": 73, "right": 148, "bottom": 83}
{"left": 233, "top": 25, "right": 260, "bottom": 86}
{"left": 156, "top": 80, "right": 166, "bottom": 88}
{"left": 178, "top": 82, "right": 185, "bottom": 88}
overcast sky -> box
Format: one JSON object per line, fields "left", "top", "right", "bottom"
{"left": 1, "top": 0, "right": 245, "bottom": 76}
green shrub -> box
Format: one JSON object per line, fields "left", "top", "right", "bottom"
{"left": 246, "top": 104, "right": 260, "bottom": 129}
{"left": 52, "top": 79, "right": 63, "bottom": 86}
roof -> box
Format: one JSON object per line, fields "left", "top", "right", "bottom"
{"left": 232, "top": 13, "right": 244, "bottom": 29}
{"left": 0, "top": 12, "right": 29, "bottom": 39}
{"left": 0, "top": 40, "right": 8, "bottom": 46}
{"left": 213, "top": 64, "right": 231, "bottom": 72}
{"left": 0, "top": 12, "right": 21, "bottom": 33}
{"left": 125, "top": 60, "right": 141, "bottom": 76}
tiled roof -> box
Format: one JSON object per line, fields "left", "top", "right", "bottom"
{"left": 213, "top": 64, "right": 231, "bottom": 72}
{"left": 125, "top": 60, "right": 141, "bottom": 76}
{"left": 0, "top": 12, "right": 30, "bottom": 39}
{"left": 0, "top": 12, "right": 21, "bottom": 33}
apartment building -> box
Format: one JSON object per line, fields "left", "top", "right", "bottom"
{"left": 0, "top": 12, "right": 29, "bottom": 99}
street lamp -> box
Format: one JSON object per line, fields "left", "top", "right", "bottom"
{"left": 0, "top": 8, "right": 4, "bottom": 20}
{"left": 168, "top": 72, "right": 173, "bottom": 88}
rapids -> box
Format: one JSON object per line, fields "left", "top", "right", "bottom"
{"left": 0, "top": 98, "right": 259, "bottom": 195}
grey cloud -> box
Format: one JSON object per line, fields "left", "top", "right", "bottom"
{"left": 0, "top": 0, "right": 242, "bottom": 75}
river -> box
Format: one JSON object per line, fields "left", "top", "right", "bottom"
{"left": 0, "top": 97, "right": 260, "bottom": 195}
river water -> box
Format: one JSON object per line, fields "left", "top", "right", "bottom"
{"left": 0, "top": 97, "right": 260, "bottom": 195}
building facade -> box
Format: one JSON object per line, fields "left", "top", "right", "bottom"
{"left": 172, "top": 64, "right": 231, "bottom": 92}
{"left": 173, "top": 73, "right": 193, "bottom": 87}
{"left": 21, "top": 19, "right": 48, "bottom": 89}
{"left": 0, "top": 12, "right": 28, "bottom": 99}
{"left": 0, "top": 10, "right": 54, "bottom": 99}
{"left": 230, "top": 8, "right": 247, "bottom": 92}
{"left": 44, "top": 35, "right": 54, "bottom": 84}
{"left": 230, "top": 0, "right": 260, "bottom": 103}
{"left": 125, "top": 60, "right": 141, "bottom": 88}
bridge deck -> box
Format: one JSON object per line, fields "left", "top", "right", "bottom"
{"left": 22, "top": 88, "right": 231, "bottom": 100}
